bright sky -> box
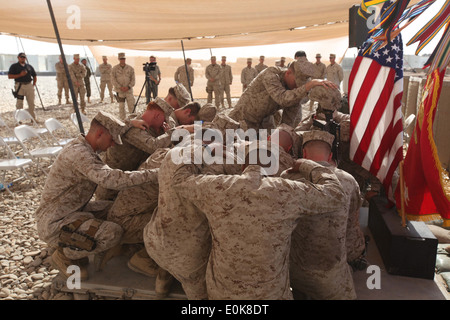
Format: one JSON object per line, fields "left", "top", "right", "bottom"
{"left": 0, "top": 0, "right": 445, "bottom": 61}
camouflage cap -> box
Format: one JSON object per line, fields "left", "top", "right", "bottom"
{"left": 94, "top": 111, "right": 125, "bottom": 145}
{"left": 153, "top": 97, "right": 175, "bottom": 123}
{"left": 197, "top": 103, "right": 217, "bottom": 122}
{"left": 247, "top": 58, "right": 252, "bottom": 62}
{"left": 308, "top": 85, "right": 342, "bottom": 111}
{"left": 302, "top": 130, "right": 335, "bottom": 149}
{"left": 173, "top": 83, "right": 191, "bottom": 108}
{"left": 316, "top": 53, "right": 322, "bottom": 58}
{"left": 102, "top": 56, "right": 107, "bottom": 59}
{"left": 118, "top": 52, "right": 126, "bottom": 59}
{"left": 73, "top": 54, "right": 80, "bottom": 59}
{"left": 330, "top": 53, "right": 336, "bottom": 58}
{"left": 293, "top": 57, "right": 315, "bottom": 87}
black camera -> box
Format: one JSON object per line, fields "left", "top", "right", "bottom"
{"left": 143, "top": 62, "right": 156, "bottom": 73}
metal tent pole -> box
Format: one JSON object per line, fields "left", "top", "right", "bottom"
{"left": 46, "top": 0, "right": 84, "bottom": 134}
{"left": 181, "top": 40, "right": 194, "bottom": 101}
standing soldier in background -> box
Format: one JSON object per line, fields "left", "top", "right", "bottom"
{"left": 310, "top": 53, "right": 326, "bottom": 111}
{"left": 99, "top": 56, "right": 114, "bottom": 103}
{"left": 174, "top": 58, "right": 194, "bottom": 95}
{"left": 255, "top": 55, "right": 268, "bottom": 74}
{"left": 81, "top": 58, "right": 92, "bottom": 104}
{"left": 313, "top": 53, "right": 326, "bottom": 79}
{"left": 205, "top": 56, "right": 222, "bottom": 108}
{"left": 240, "top": 58, "right": 258, "bottom": 92}
{"left": 280, "top": 57, "right": 287, "bottom": 69}
{"left": 55, "top": 55, "right": 69, "bottom": 105}
{"left": 8, "top": 53, "right": 37, "bottom": 121}
{"left": 325, "top": 53, "right": 344, "bottom": 89}
{"left": 219, "top": 56, "right": 233, "bottom": 109}
{"left": 112, "top": 53, "right": 135, "bottom": 120}
{"left": 68, "top": 54, "right": 87, "bottom": 114}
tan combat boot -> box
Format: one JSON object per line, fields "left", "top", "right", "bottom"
{"left": 155, "top": 267, "right": 174, "bottom": 299}
{"left": 87, "top": 97, "right": 91, "bottom": 103}
{"left": 66, "top": 99, "right": 70, "bottom": 104}
{"left": 110, "top": 97, "right": 114, "bottom": 103}
{"left": 127, "top": 248, "right": 159, "bottom": 277}
{"left": 51, "top": 248, "right": 89, "bottom": 281}
{"left": 58, "top": 98, "right": 61, "bottom": 105}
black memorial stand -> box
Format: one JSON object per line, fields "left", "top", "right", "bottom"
{"left": 368, "top": 195, "right": 438, "bottom": 280}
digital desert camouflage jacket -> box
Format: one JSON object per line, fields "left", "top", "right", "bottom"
{"left": 35, "top": 135, "right": 158, "bottom": 242}
{"left": 229, "top": 66, "right": 308, "bottom": 130}
{"left": 172, "top": 160, "right": 345, "bottom": 300}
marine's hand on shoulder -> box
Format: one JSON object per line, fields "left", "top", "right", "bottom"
{"left": 175, "top": 124, "right": 195, "bottom": 133}
{"left": 287, "top": 158, "right": 308, "bottom": 173}
{"left": 131, "top": 119, "right": 148, "bottom": 130}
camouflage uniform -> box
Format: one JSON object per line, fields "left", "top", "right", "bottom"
{"left": 240, "top": 63, "right": 258, "bottom": 92}
{"left": 313, "top": 62, "right": 326, "bottom": 80}
{"left": 295, "top": 92, "right": 382, "bottom": 196}
{"left": 99, "top": 58, "right": 114, "bottom": 102}
{"left": 68, "top": 57, "right": 87, "bottom": 113}
{"left": 97, "top": 97, "right": 175, "bottom": 200}
{"left": 107, "top": 148, "right": 169, "bottom": 244}
{"left": 143, "top": 145, "right": 241, "bottom": 299}
{"left": 112, "top": 54, "right": 136, "bottom": 120}
{"left": 174, "top": 63, "right": 194, "bottom": 93}
{"left": 326, "top": 62, "right": 344, "bottom": 88}
{"left": 255, "top": 56, "right": 268, "bottom": 74}
{"left": 219, "top": 58, "right": 233, "bottom": 108}
{"left": 205, "top": 57, "right": 222, "bottom": 108}
{"left": 228, "top": 66, "right": 309, "bottom": 131}
{"left": 172, "top": 159, "right": 345, "bottom": 300}
{"left": 35, "top": 132, "right": 159, "bottom": 260}
{"left": 55, "top": 61, "right": 69, "bottom": 103}
{"left": 286, "top": 165, "right": 356, "bottom": 300}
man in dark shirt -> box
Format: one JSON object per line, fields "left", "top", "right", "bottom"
{"left": 8, "top": 53, "right": 37, "bottom": 121}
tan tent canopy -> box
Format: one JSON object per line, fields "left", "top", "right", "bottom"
{"left": 0, "top": 0, "right": 364, "bottom": 51}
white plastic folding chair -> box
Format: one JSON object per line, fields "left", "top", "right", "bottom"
{"left": 44, "top": 118, "right": 75, "bottom": 147}
{"left": 0, "top": 115, "right": 20, "bottom": 146}
{"left": 14, "top": 109, "right": 49, "bottom": 136}
{"left": 14, "top": 125, "right": 63, "bottom": 175}
{"left": 70, "top": 112, "right": 90, "bottom": 131}
{"left": 0, "top": 137, "right": 35, "bottom": 196}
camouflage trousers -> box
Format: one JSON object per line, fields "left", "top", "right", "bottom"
{"left": 100, "top": 80, "right": 113, "bottom": 101}
{"left": 36, "top": 201, "right": 123, "bottom": 260}
{"left": 220, "top": 84, "right": 232, "bottom": 108}
{"left": 107, "top": 182, "right": 159, "bottom": 244}
{"left": 206, "top": 83, "right": 221, "bottom": 108}
{"left": 73, "top": 84, "right": 86, "bottom": 112}
{"left": 115, "top": 91, "right": 135, "bottom": 120}
{"left": 57, "top": 77, "right": 69, "bottom": 100}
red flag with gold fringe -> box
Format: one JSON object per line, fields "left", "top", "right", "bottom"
{"left": 395, "top": 68, "right": 450, "bottom": 226}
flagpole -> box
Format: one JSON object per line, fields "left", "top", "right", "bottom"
{"left": 399, "top": 160, "right": 406, "bottom": 228}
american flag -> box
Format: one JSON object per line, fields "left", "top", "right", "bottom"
{"left": 348, "top": 34, "right": 404, "bottom": 199}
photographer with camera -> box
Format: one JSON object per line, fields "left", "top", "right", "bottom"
{"left": 8, "top": 52, "right": 37, "bottom": 121}
{"left": 144, "top": 56, "right": 161, "bottom": 104}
